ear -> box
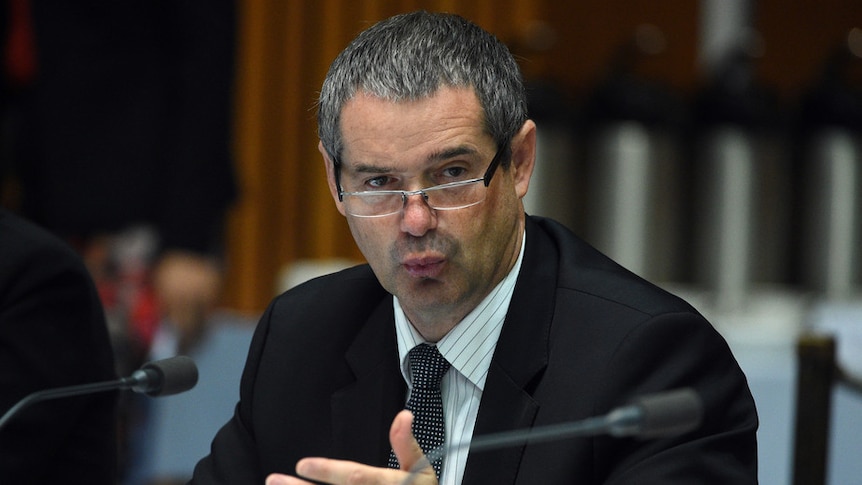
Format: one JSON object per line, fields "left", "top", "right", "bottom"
{"left": 319, "top": 141, "right": 347, "bottom": 216}
{"left": 509, "top": 120, "right": 537, "bottom": 199}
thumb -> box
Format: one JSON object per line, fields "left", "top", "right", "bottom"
{"left": 389, "top": 410, "right": 436, "bottom": 478}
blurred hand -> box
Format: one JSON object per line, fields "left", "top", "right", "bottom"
{"left": 265, "top": 410, "right": 438, "bottom": 485}
{"left": 153, "top": 250, "right": 223, "bottom": 352}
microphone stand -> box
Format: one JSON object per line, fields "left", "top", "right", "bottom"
{"left": 0, "top": 376, "right": 139, "bottom": 430}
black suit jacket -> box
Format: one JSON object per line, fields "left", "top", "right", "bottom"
{"left": 0, "top": 210, "right": 117, "bottom": 483}
{"left": 192, "top": 216, "right": 758, "bottom": 484}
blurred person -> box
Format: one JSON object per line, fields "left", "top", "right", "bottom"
{"left": 0, "top": 208, "right": 117, "bottom": 483}
{"left": 192, "top": 11, "right": 758, "bottom": 485}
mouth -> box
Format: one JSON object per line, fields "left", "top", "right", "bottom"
{"left": 401, "top": 256, "right": 445, "bottom": 278}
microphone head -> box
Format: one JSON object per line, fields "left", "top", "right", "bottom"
{"left": 138, "top": 356, "right": 199, "bottom": 397}
{"left": 632, "top": 387, "right": 703, "bottom": 439}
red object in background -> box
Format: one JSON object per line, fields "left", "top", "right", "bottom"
{"left": 4, "top": 0, "right": 37, "bottom": 86}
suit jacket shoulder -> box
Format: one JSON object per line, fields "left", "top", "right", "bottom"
{"left": 536, "top": 216, "right": 697, "bottom": 316}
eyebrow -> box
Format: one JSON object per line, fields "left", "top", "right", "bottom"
{"left": 348, "top": 145, "right": 482, "bottom": 175}
{"left": 429, "top": 145, "right": 480, "bottom": 161}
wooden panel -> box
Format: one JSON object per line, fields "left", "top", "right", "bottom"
{"left": 755, "top": 0, "right": 862, "bottom": 100}
{"left": 535, "top": 2, "right": 699, "bottom": 96}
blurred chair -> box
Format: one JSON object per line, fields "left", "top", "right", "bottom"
{"left": 792, "top": 333, "right": 862, "bottom": 485}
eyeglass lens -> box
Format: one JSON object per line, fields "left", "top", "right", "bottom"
{"left": 344, "top": 179, "right": 485, "bottom": 217}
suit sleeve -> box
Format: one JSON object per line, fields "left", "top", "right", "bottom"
{"left": 596, "top": 311, "right": 759, "bottom": 484}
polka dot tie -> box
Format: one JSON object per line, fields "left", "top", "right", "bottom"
{"left": 388, "top": 343, "right": 450, "bottom": 478}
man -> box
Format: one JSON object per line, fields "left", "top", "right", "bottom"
{"left": 192, "top": 11, "right": 758, "bottom": 484}
{"left": 0, "top": 209, "right": 117, "bottom": 483}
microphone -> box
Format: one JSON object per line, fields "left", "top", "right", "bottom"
{"left": 0, "top": 355, "right": 198, "bottom": 431}
{"left": 125, "top": 355, "right": 199, "bottom": 397}
{"left": 404, "top": 388, "right": 703, "bottom": 480}
{"left": 467, "top": 387, "right": 703, "bottom": 454}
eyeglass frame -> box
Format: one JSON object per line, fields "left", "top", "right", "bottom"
{"left": 333, "top": 140, "right": 510, "bottom": 217}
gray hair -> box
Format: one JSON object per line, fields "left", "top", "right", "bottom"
{"left": 317, "top": 11, "right": 528, "bottom": 166}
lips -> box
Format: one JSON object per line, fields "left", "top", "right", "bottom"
{"left": 402, "top": 256, "right": 445, "bottom": 278}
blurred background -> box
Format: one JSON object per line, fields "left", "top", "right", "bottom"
{"left": 1, "top": 0, "right": 861, "bottom": 484}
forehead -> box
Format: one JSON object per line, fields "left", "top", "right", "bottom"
{"left": 339, "top": 86, "right": 491, "bottom": 163}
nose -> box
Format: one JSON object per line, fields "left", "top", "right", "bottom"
{"left": 399, "top": 191, "right": 437, "bottom": 236}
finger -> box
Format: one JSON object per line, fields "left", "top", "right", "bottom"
{"left": 389, "top": 410, "right": 436, "bottom": 479}
{"left": 266, "top": 473, "right": 315, "bottom": 485}
{"left": 295, "top": 457, "right": 408, "bottom": 485}
{"left": 390, "top": 410, "right": 421, "bottom": 461}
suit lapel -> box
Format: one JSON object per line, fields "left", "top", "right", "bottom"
{"left": 330, "top": 296, "right": 406, "bottom": 467}
{"left": 463, "top": 217, "right": 559, "bottom": 485}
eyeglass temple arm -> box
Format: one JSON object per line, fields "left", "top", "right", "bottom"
{"left": 332, "top": 155, "right": 345, "bottom": 201}
{"left": 483, "top": 139, "right": 511, "bottom": 186}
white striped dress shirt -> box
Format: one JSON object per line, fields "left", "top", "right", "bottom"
{"left": 393, "top": 233, "right": 526, "bottom": 485}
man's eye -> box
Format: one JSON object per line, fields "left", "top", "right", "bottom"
{"left": 441, "top": 166, "right": 468, "bottom": 179}
{"left": 366, "top": 176, "right": 393, "bottom": 189}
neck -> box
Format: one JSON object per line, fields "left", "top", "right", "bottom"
{"left": 404, "top": 310, "right": 463, "bottom": 343}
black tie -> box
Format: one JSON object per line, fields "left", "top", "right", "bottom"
{"left": 389, "top": 343, "right": 450, "bottom": 478}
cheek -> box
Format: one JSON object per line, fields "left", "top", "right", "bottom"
{"left": 475, "top": 185, "right": 518, "bottom": 230}
{"left": 347, "top": 219, "right": 390, "bottom": 263}
{"left": 346, "top": 218, "right": 372, "bottom": 249}
{"left": 470, "top": 189, "right": 521, "bottom": 252}
{"left": 449, "top": 206, "right": 503, "bottom": 260}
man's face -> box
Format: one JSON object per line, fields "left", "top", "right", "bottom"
{"left": 321, "top": 87, "right": 535, "bottom": 337}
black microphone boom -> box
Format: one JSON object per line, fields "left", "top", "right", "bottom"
{"left": 0, "top": 355, "right": 198, "bottom": 431}
{"left": 409, "top": 387, "right": 703, "bottom": 477}
{"left": 467, "top": 387, "right": 703, "bottom": 454}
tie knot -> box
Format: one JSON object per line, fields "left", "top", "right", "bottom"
{"left": 408, "top": 344, "right": 450, "bottom": 389}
